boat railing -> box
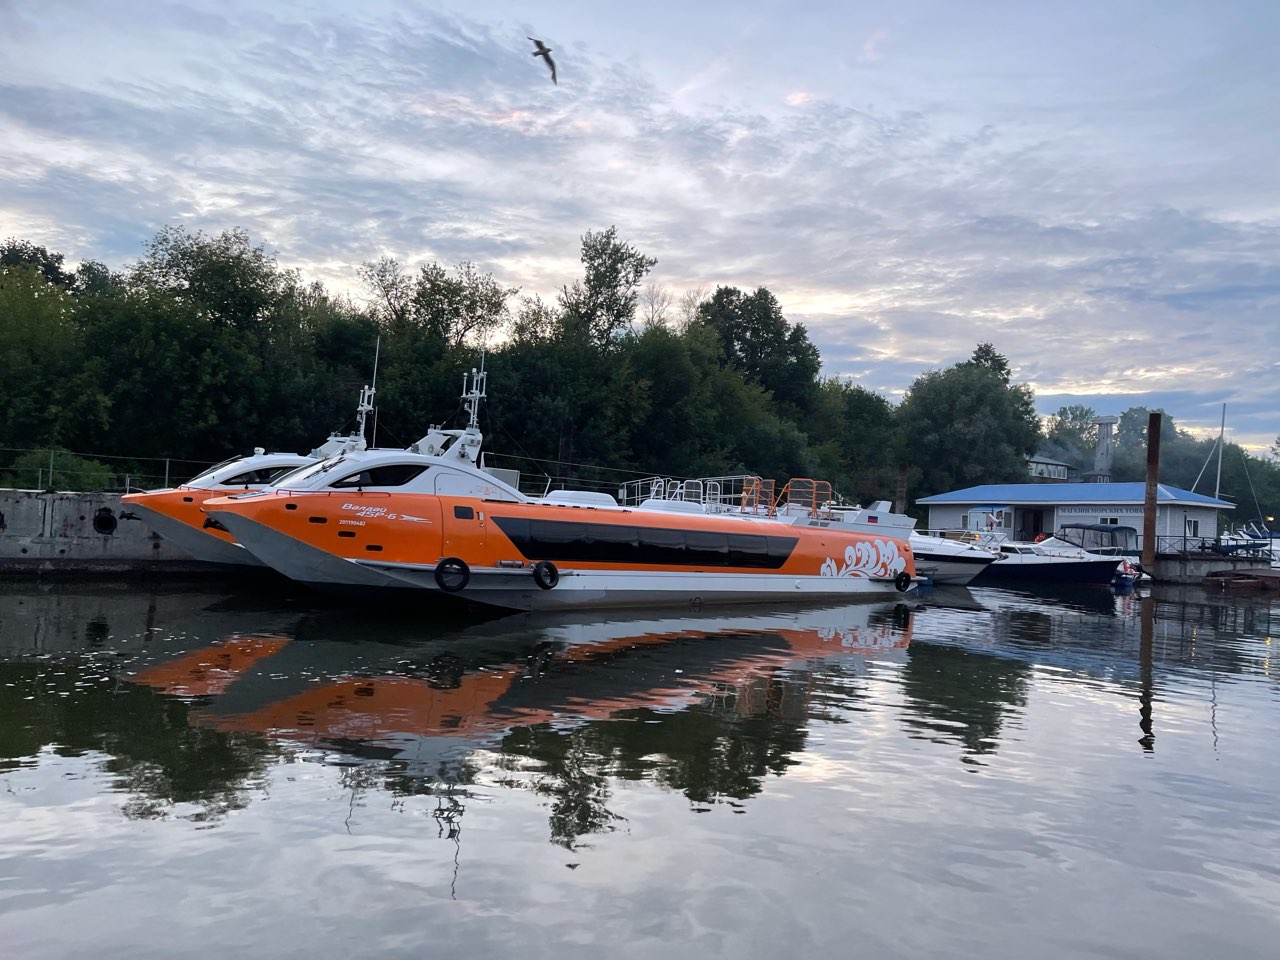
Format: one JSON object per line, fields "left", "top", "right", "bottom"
{"left": 618, "top": 474, "right": 853, "bottom": 521}
{"left": 618, "top": 474, "right": 777, "bottom": 515}
{"left": 1155, "top": 534, "right": 1275, "bottom": 558}
{"left": 776, "top": 479, "right": 835, "bottom": 520}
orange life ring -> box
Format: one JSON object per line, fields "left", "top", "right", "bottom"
{"left": 1034, "top": 533, "right": 1047, "bottom": 543}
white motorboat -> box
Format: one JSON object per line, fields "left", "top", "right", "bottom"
{"left": 972, "top": 534, "right": 1126, "bottom": 586}
{"left": 907, "top": 533, "right": 999, "bottom": 585}
{"left": 122, "top": 386, "right": 376, "bottom": 566}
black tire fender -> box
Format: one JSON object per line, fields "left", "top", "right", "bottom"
{"left": 434, "top": 557, "right": 471, "bottom": 593}
{"left": 894, "top": 571, "right": 912, "bottom": 592}
{"left": 532, "top": 560, "right": 559, "bottom": 590}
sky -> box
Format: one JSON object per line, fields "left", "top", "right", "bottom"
{"left": 1, "top": 0, "right": 1277, "bottom": 454}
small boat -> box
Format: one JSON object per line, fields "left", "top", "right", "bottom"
{"left": 1203, "top": 570, "right": 1266, "bottom": 590}
{"left": 907, "top": 532, "right": 998, "bottom": 586}
{"left": 1035, "top": 524, "right": 1148, "bottom": 586}
{"left": 203, "top": 370, "right": 919, "bottom": 610}
{"left": 971, "top": 535, "right": 1125, "bottom": 586}
{"left": 121, "top": 386, "right": 376, "bottom": 567}
{"left": 1218, "top": 523, "right": 1280, "bottom": 565}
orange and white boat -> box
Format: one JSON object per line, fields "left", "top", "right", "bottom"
{"left": 204, "top": 370, "right": 919, "bottom": 609}
{"left": 121, "top": 385, "right": 377, "bottom": 567}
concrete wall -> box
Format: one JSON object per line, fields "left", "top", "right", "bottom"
{"left": 0, "top": 488, "right": 211, "bottom": 573}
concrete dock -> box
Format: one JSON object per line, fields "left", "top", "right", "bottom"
{"left": 0, "top": 488, "right": 214, "bottom": 574}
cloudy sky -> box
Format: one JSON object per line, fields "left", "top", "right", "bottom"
{"left": 2, "top": 0, "right": 1277, "bottom": 453}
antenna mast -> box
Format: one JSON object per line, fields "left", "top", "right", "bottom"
{"left": 464, "top": 354, "right": 487, "bottom": 431}
{"left": 368, "top": 334, "right": 381, "bottom": 447}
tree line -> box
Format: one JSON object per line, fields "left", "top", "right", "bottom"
{"left": 1, "top": 227, "right": 1276, "bottom": 526}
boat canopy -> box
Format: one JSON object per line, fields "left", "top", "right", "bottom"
{"left": 1054, "top": 523, "right": 1139, "bottom": 554}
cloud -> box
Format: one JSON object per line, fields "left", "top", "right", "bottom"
{"left": 0, "top": 0, "right": 1276, "bottom": 453}
{"left": 860, "top": 30, "right": 889, "bottom": 62}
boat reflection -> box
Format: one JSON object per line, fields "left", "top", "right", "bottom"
{"left": 4, "top": 579, "right": 1275, "bottom": 849}
{"left": 125, "top": 600, "right": 912, "bottom": 844}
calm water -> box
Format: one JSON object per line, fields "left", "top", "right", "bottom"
{"left": 2, "top": 579, "right": 1278, "bottom": 959}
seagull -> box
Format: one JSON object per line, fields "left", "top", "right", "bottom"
{"left": 529, "top": 37, "right": 557, "bottom": 84}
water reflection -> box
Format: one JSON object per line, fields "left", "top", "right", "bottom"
{"left": 4, "top": 581, "right": 1280, "bottom": 956}
{"left": 4, "top": 580, "right": 1278, "bottom": 841}
{"left": 2, "top": 587, "right": 915, "bottom": 845}
{"left": 908, "top": 582, "right": 1280, "bottom": 762}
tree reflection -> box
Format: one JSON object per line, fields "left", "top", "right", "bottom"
{"left": 899, "top": 644, "right": 1030, "bottom": 759}
{"left": 0, "top": 660, "right": 279, "bottom": 821}
{"left": 495, "top": 667, "right": 816, "bottom": 848}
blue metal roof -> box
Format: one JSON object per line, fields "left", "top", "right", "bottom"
{"left": 916, "top": 482, "right": 1233, "bottom": 508}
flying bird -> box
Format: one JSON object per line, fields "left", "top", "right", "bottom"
{"left": 529, "top": 37, "right": 557, "bottom": 84}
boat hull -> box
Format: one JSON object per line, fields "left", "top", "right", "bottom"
{"left": 911, "top": 552, "right": 994, "bottom": 586}
{"left": 209, "top": 499, "right": 917, "bottom": 612}
{"left": 122, "top": 495, "right": 265, "bottom": 567}
{"left": 973, "top": 556, "right": 1121, "bottom": 586}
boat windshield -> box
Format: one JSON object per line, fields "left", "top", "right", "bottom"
{"left": 268, "top": 461, "right": 322, "bottom": 487}
{"left": 273, "top": 455, "right": 350, "bottom": 489}
{"left": 186, "top": 456, "right": 244, "bottom": 485}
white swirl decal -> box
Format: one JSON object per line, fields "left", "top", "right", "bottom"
{"left": 819, "top": 539, "right": 907, "bottom": 580}
{"left": 817, "top": 625, "right": 901, "bottom": 649}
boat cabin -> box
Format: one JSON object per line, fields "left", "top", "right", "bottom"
{"left": 1052, "top": 523, "right": 1139, "bottom": 555}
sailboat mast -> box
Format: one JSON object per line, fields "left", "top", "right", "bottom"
{"left": 1213, "top": 403, "right": 1226, "bottom": 501}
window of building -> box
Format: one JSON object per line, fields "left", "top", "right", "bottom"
{"left": 1099, "top": 517, "right": 1119, "bottom": 525}
{"left": 1185, "top": 519, "right": 1200, "bottom": 537}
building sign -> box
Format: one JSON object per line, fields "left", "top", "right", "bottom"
{"left": 1058, "top": 505, "right": 1145, "bottom": 515}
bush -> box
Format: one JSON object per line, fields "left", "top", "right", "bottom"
{"left": 1, "top": 449, "right": 114, "bottom": 491}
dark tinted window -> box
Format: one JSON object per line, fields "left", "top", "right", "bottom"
{"left": 639, "top": 527, "right": 684, "bottom": 553}
{"left": 454, "top": 505, "right": 475, "bottom": 520}
{"left": 225, "top": 468, "right": 282, "bottom": 485}
{"left": 685, "top": 530, "right": 729, "bottom": 564}
{"left": 492, "top": 516, "right": 795, "bottom": 569}
{"left": 531, "top": 520, "right": 588, "bottom": 544}
{"left": 330, "top": 464, "right": 428, "bottom": 488}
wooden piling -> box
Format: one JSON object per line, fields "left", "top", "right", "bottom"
{"left": 1141, "top": 412, "right": 1161, "bottom": 571}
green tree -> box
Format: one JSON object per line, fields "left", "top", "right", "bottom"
{"left": 808, "top": 379, "right": 897, "bottom": 503}
{"left": 1042, "top": 403, "right": 1098, "bottom": 473}
{"left": 71, "top": 259, "right": 123, "bottom": 297}
{"left": 969, "top": 341, "right": 1012, "bottom": 381}
{"left": 130, "top": 226, "right": 285, "bottom": 330}
{"left": 557, "top": 226, "right": 657, "bottom": 349}
{"left": 895, "top": 350, "right": 1042, "bottom": 497}
{"left": 0, "top": 449, "right": 113, "bottom": 490}
{"left": 507, "top": 294, "right": 558, "bottom": 344}
{"left": 1045, "top": 404, "right": 1098, "bottom": 451}
{"left": 0, "top": 263, "right": 107, "bottom": 451}
{"left": 409, "top": 261, "right": 516, "bottom": 348}
{"left": 695, "top": 285, "right": 821, "bottom": 416}
{"left": 0, "top": 238, "right": 73, "bottom": 288}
